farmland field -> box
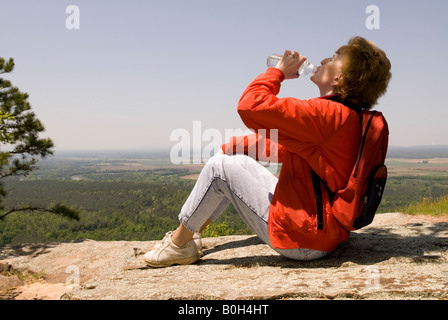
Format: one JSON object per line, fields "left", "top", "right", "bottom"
{"left": 386, "top": 158, "right": 448, "bottom": 177}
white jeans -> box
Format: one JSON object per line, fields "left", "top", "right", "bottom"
{"left": 178, "top": 154, "right": 329, "bottom": 261}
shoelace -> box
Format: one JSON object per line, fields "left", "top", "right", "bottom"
{"left": 152, "top": 231, "right": 202, "bottom": 251}
{"left": 152, "top": 231, "right": 174, "bottom": 251}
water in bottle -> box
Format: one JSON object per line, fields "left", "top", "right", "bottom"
{"left": 266, "top": 54, "right": 317, "bottom": 76}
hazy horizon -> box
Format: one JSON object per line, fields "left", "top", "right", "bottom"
{"left": 53, "top": 144, "right": 448, "bottom": 151}
{"left": 49, "top": 145, "right": 448, "bottom": 161}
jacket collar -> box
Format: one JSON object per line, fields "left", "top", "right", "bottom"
{"left": 317, "top": 94, "right": 361, "bottom": 113}
{"left": 317, "top": 94, "right": 340, "bottom": 100}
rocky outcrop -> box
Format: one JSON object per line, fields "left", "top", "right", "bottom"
{"left": 1, "top": 212, "right": 447, "bottom": 300}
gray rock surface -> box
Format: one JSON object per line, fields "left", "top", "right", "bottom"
{"left": 1, "top": 212, "right": 448, "bottom": 300}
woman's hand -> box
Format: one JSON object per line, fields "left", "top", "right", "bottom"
{"left": 275, "top": 50, "right": 307, "bottom": 79}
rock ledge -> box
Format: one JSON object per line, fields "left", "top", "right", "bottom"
{"left": 1, "top": 212, "right": 447, "bottom": 300}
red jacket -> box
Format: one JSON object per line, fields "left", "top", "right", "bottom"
{"left": 221, "top": 68, "right": 361, "bottom": 252}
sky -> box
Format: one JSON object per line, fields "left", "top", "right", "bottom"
{"left": 1, "top": 0, "right": 447, "bottom": 151}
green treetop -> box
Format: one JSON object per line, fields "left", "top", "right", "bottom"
{"left": 0, "top": 57, "right": 79, "bottom": 221}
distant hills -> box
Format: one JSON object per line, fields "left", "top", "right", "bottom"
{"left": 387, "top": 145, "right": 448, "bottom": 159}
{"left": 53, "top": 145, "right": 448, "bottom": 160}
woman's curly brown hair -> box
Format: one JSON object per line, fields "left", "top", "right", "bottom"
{"left": 336, "top": 36, "right": 392, "bottom": 110}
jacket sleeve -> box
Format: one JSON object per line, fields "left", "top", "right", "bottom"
{"left": 237, "top": 67, "right": 343, "bottom": 157}
{"left": 221, "top": 133, "right": 287, "bottom": 163}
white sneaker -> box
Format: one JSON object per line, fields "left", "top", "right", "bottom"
{"left": 144, "top": 232, "right": 200, "bottom": 268}
{"left": 154, "top": 231, "right": 202, "bottom": 253}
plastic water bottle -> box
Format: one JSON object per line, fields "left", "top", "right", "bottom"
{"left": 266, "top": 54, "right": 317, "bottom": 76}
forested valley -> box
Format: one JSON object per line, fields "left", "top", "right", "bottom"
{"left": 0, "top": 151, "right": 252, "bottom": 245}
{"left": 0, "top": 148, "right": 447, "bottom": 245}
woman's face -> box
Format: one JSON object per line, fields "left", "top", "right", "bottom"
{"left": 311, "top": 53, "right": 344, "bottom": 96}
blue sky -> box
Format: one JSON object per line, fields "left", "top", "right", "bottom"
{"left": 1, "top": 0, "right": 447, "bottom": 150}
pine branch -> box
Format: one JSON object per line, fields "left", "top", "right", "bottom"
{"left": 0, "top": 204, "right": 80, "bottom": 221}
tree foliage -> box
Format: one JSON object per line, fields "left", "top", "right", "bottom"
{"left": 0, "top": 57, "right": 79, "bottom": 221}
{"left": 0, "top": 176, "right": 251, "bottom": 244}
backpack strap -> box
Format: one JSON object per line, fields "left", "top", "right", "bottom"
{"left": 311, "top": 168, "right": 335, "bottom": 230}
{"left": 353, "top": 111, "right": 376, "bottom": 178}
{"left": 311, "top": 169, "right": 324, "bottom": 230}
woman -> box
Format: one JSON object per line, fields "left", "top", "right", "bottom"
{"left": 144, "top": 36, "right": 392, "bottom": 267}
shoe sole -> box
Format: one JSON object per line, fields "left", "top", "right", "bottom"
{"left": 144, "top": 254, "right": 200, "bottom": 268}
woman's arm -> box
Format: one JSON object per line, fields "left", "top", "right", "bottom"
{"left": 237, "top": 68, "right": 343, "bottom": 157}
{"left": 220, "top": 133, "right": 287, "bottom": 163}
